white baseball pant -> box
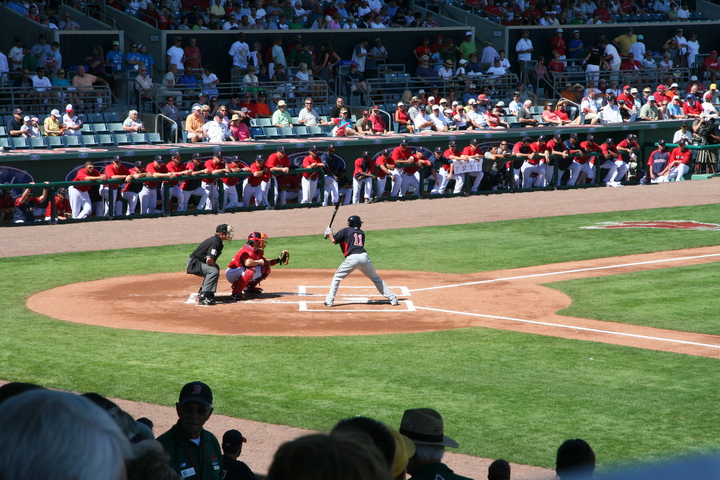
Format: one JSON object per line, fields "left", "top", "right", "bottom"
{"left": 353, "top": 177, "right": 373, "bottom": 203}
{"left": 469, "top": 171, "right": 484, "bottom": 192}
{"left": 301, "top": 177, "right": 317, "bottom": 204}
{"left": 68, "top": 186, "right": 92, "bottom": 219}
{"left": 399, "top": 171, "right": 419, "bottom": 197}
{"left": 181, "top": 187, "right": 208, "bottom": 211}
{"left": 169, "top": 185, "right": 184, "bottom": 210}
{"left": 387, "top": 169, "right": 402, "bottom": 197}
{"left": 223, "top": 182, "right": 240, "bottom": 209}
{"left": 243, "top": 182, "right": 264, "bottom": 207}
{"left": 202, "top": 182, "right": 218, "bottom": 210}
{"left": 323, "top": 176, "right": 338, "bottom": 206}
{"left": 339, "top": 186, "right": 352, "bottom": 204}
{"left": 431, "top": 168, "right": 451, "bottom": 194}
{"left": 567, "top": 161, "right": 596, "bottom": 185}
{"left": 139, "top": 186, "right": 157, "bottom": 214}
{"left": 668, "top": 164, "right": 690, "bottom": 181}
{"left": 325, "top": 252, "right": 397, "bottom": 305}
{"left": 521, "top": 162, "right": 545, "bottom": 189}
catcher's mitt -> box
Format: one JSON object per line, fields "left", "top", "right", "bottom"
{"left": 278, "top": 250, "right": 290, "bottom": 265}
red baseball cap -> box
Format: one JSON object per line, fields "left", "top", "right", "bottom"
{"left": 478, "top": 94, "right": 488, "bottom": 100}
{"left": 657, "top": 84, "right": 666, "bottom": 90}
{"left": 712, "top": 50, "right": 718, "bottom": 55}
{"left": 623, "top": 85, "right": 631, "bottom": 90}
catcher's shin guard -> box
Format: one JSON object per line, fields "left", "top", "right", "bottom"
{"left": 232, "top": 268, "right": 256, "bottom": 295}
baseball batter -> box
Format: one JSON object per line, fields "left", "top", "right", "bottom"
{"left": 324, "top": 215, "right": 398, "bottom": 307}
{"left": 225, "top": 232, "right": 289, "bottom": 301}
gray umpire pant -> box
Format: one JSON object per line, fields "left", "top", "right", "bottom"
{"left": 199, "top": 262, "right": 220, "bottom": 296}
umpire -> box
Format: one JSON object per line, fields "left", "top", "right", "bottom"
{"left": 188, "top": 224, "right": 234, "bottom": 305}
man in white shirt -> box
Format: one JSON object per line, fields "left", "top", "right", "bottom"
{"left": 581, "top": 89, "right": 602, "bottom": 124}
{"left": 515, "top": 30, "right": 533, "bottom": 83}
{"left": 202, "top": 115, "right": 229, "bottom": 142}
{"left": 31, "top": 66, "right": 53, "bottom": 104}
{"left": 166, "top": 37, "right": 185, "bottom": 72}
{"left": 429, "top": 105, "right": 448, "bottom": 131}
{"left": 413, "top": 109, "right": 434, "bottom": 132}
{"left": 228, "top": 32, "right": 249, "bottom": 69}
{"left": 480, "top": 41, "right": 499, "bottom": 64}
{"left": 466, "top": 100, "right": 487, "bottom": 129}
{"left": 351, "top": 38, "right": 370, "bottom": 75}
{"left": 297, "top": 98, "right": 331, "bottom": 126}
{"left": 628, "top": 34, "right": 645, "bottom": 60}
{"left": 62, "top": 104, "right": 83, "bottom": 136}
{"left": 223, "top": 14, "right": 240, "bottom": 29}
{"left": 601, "top": 40, "right": 621, "bottom": 82}
{"left": 0, "top": 50, "right": 8, "bottom": 78}
{"left": 8, "top": 36, "right": 24, "bottom": 71}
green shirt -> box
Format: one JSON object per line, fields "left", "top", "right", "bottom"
{"left": 272, "top": 109, "right": 292, "bottom": 126}
{"left": 157, "top": 423, "right": 223, "bottom": 480}
{"left": 459, "top": 40, "right": 477, "bottom": 60}
{"left": 409, "top": 462, "right": 474, "bottom": 480}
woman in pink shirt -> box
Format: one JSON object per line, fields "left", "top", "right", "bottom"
{"left": 229, "top": 114, "right": 251, "bottom": 141}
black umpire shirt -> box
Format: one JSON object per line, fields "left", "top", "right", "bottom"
{"left": 191, "top": 234, "right": 224, "bottom": 264}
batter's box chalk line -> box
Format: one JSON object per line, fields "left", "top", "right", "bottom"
{"left": 299, "top": 300, "right": 415, "bottom": 312}
{"left": 297, "top": 286, "right": 411, "bottom": 296}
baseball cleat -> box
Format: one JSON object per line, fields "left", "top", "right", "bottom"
{"left": 390, "top": 297, "right": 399, "bottom": 306}
{"left": 324, "top": 300, "right": 334, "bottom": 307}
{"left": 199, "top": 297, "right": 216, "bottom": 306}
{"left": 230, "top": 293, "right": 245, "bottom": 302}
{"left": 245, "top": 287, "right": 263, "bottom": 294}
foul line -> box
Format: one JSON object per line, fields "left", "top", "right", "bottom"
{"left": 409, "top": 253, "right": 720, "bottom": 292}
{"left": 414, "top": 306, "right": 720, "bottom": 350}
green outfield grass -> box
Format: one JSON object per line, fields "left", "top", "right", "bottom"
{"left": 2, "top": 204, "right": 720, "bottom": 471}
{"left": 548, "top": 263, "right": 720, "bottom": 335}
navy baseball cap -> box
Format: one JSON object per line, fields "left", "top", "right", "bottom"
{"left": 400, "top": 139, "right": 408, "bottom": 145}
{"left": 362, "top": 151, "right": 370, "bottom": 157}
{"left": 328, "top": 143, "right": 336, "bottom": 150}
{"left": 113, "top": 155, "right": 122, "bottom": 162}
{"left": 570, "top": 133, "right": 578, "bottom": 138}
{"left": 449, "top": 141, "right": 457, "bottom": 147}
{"left": 170, "top": 149, "right": 180, "bottom": 157}
{"left": 658, "top": 139, "right": 666, "bottom": 145}
{"left": 135, "top": 160, "right": 144, "bottom": 166}
{"left": 310, "top": 145, "right": 318, "bottom": 151}
{"left": 382, "top": 149, "right": 391, "bottom": 156}
{"left": 469, "top": 138, "right": 478, "bottom": 144}
{"left": 605, "top": 138, "right": 614, "bottom": 144}
{"left": 522, "top": 136, "right": 532, "bottom": 142}
{"left": 587, "top": 135, "right": 594, "bottom": 141}
{"left": 554, "top": 132, "right": 562, "bottom": 139}
{"left": 277, "top": 146, "right": 286, "bottom": 152}
{"left": 213, "top": 147, "right": 222, "bottom": 155}
{"left": 154, "top": 155, "right": 164, "bottom": 163}
{"left": 255, "top": 154, "right": 265, "bottom": 161}
{"left": 435, "top": 146, "right": 443, "bottom": 153}
{"left": 537, "top": 135, "right": 546, "bottom": 142}
{"left": 192, "top": 152, "right": 202, "bottom": 160}
{"left": 179, "top": 381, "right": 213, "bottom": 408}
{"left": 222, "top": 430, "right": 246, "bottom": 447}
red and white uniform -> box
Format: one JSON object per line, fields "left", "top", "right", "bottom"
{"left": 301, "top": 155, "right": 323, "bottom": 204}
{"left": 140, "top": 161, "right": 169, "bottom": 214}
{"left": 277, "top": 173, "right": 301, "bottom": 205}
{"left": 101, "top": 162, "right": 137, "bottom": 216}
{"left": 398, "top": 155, "right": 431, "bottom": 197}
{"left": 244, "top": 161, "right": 270, "bottom": 207}
{"left": 521, "top": 141, "right": 548, "bottom": 188}
{"left": 265, "top": 152, "right": 290, "bottom": 204}
{"left": 440, "top": 147, "right": 465, "bottom": 193}
{"left": 599, "top": 142, "right": 628, "bottom": 184}
{"left": 225, "top": 244, "right": 278, "bottom": 295}
{"left": 45, "top": 194, "right": 71, "bottom": 220}
{"left": 69, "top": 167, "right": 101, "bottom": 219}
{"left": 202, "top": 158, "right": 226, "bottom": 210}
{"left": 462, "top": 145, "right": 484, "bottom": 191}
{"left": 166, "top": 160, "right": 187, "bottom": 209}
{"left": 547, "top": 138, "right": 568, "bottom": 186}
{"left": 568, "top": 141, "right": 599, "bottom": 186}
{"left": 375, "top": 154, "right": 401, "bottom": 197}
{"left": 390, "top": 146, "right": 411, "bottom": 196}
{"left": 222, "top": 160, "right": 244, "bottom": 209}
{"left": 664, "top": 146, "right": 692, "bottom": 182}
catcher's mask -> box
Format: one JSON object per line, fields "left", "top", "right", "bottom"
{"left": 216, "top": 224, "right": 234, "bottom": 241}
{"left": 348, "top": 215, "right": 363, "bottom": 228}
{"left": 247, "top": 231, "right": 268, "bottom": 248}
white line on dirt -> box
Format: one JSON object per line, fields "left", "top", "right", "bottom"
{"left": 414, "top": 306, "right": 720, "bottom": 349}
{"left": 409, "top": 253, "right": 720, "bottom": 292}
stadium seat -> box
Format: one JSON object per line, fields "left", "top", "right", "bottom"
{"left": 147, "top": 132, "right": 162, "bottom": 144}
{"left": 80, "top": 123, "right": 94, "bottom": 134}
{"left": 257, "top": 118, "right": 272, "bottom": 127}
{"left": 63, "top": 136, "right": 82, "bottom": 147}
{"left": 81, "top": 134, "right": 99, "bottom": 147}
{"left": 114, "top": 133, "right": 132, "bottom": 146}
{"left": 10, "top": 137, "right": 29, "bottom": 150}
{"left": 130, "top": 133, "right": 149, "bottom": 144}
{"left": 265, "top": 127, "right": 282, "bottom": 139}
{"left": 91, "top": 123, "right": 110, "bottom": 134}
{"left": 250, "top": 126, "right": 266, "bottom": 139}
{"left": 103, "top": 112, "right": 121, "bottom": 122}
{"left": 45, "top": 136, "right": 64, "bottom": 148}
{"left": 107, "top": 122, "right": 125, "bottom": 133}
{"left": 307, "top": 125, "right": 323, "bottom": 136}
{"left": 294, "top": 126, "right": 312, "bottom": 138}
{"left": 0, "top": 126, "right": 7, "bottom": 137}
{"left": 0, "top": 137, "right": 9, "bottom": 149}
{"left": 28, "top": 137, "right": 47, "bottom": 149}
{"left": 87, "top": 113, "right": 104, "bottom": 123}
{"left": 279, "top": 126, "right": 295, "bottom": 138}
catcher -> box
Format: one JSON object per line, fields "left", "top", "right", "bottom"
{"left": 225, "top": 231, "right": 289, "bottom": 301}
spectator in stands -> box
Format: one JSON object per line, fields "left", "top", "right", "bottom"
{"left": 515, "top": 30, "right": 533, "bottom": 82}
{"left": 415, "top": 55, "right": 439, "bottom": 86}
{"left": 517, "top": 100, "right": 538, "bottom": 127}
{"left": 395, "top": 101, "right": 411, "bottom": 133}
{"left": 105, "top": 41, "right": 124, "bottom": 97}
{"left": 687, "top": 33, "right": 700, "bottom": 69}
{"left": 167, "top": 37, "right": 185, "bottom": 72}
{"left": 567, "top": 30, "right": 584, "bottom": 59}
{"left": 271, "top": 99, "right": 291, "bottom": 127}
{"left": 162, "top": 96, "right": 184, "bottom": 140}
{"left": 202, "top": 114, "right": 230, "bottom": 141}
{"left": 7, "top": 108, "right": 25, "bottom": 137}
{"left": 180, "top": 66, "right": 200, "bottom": 96}
{"left": 581, "top": 89, "right": 602, "bottom": 124}
{"left": 298, "top": 98, "right": 330, "bottom": 126}
{"left": 201, "top": 64, "right": 220, "bottom": 97}
{"left": 556, "top": 439, "right": 595, "bottom": 479}
{"left": 43, "top": 108, "right": 64, "bottom": 136}
{"left": 369, "top": 105, "right": 387, "bottom": 134}
{"left": 221, "top": 430, "right": 257, "bottom": 480}
{"left": 29, "top": 66, "right": 52, "bottom": 105}
{"left": 185, "top": 105, "right": 205, "bottom": 142}
{"left": 19, "top": 115, "right": 39, "bottom": 137}
{"left": 346, "top": 62, "right": 370, "bottom": 96}
{"left": 135, "top": 65, "right": 156, "bottom": 100}
{"left": 229, "top": 32, "right": 249, "bottom": 71}
{"left": 62, "top": 104, "right": 82, "bottom": 136}
{"left": 399, "top": 408, "right": 470, "bottom": 480}
{"left": 123, "top": 110, "right": 145, "bottom": 133}
{"left": 355, "top": 109, "right": 372, "bottom": 135}
{"left": 125, "top": 42, "right": 144, "bottom": 72}
{"left": 639, "top": 96, "right": 661, "bottom": 120}
{"left": 31, "top": 34, "right": 51, "bottom": 67}
{"left": 8, "top": 36, "right": 24, "bottom": 72}
{"left": 687, "top": 75, "right": 706, "bottom": 95}
{"left": 157, "top": 382, "right": 222, "bottom": 478}
{"left": 229, "top": 114, "right": 251, "bottom": 140}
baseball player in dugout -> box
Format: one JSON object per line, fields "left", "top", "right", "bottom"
{"left": 187, "top": 224, "right": 234, "bottom": 305}
{"left": 225, "top": 231, "right": 290, "bottom": 301}
{"left": 324, "top": 215, "right": 398, "bottom": 307}
{"left": 399, "top": 408, "right": 471, "bottom": 480}
{"left": 157, "top": 381, "right": 223, "bottom": 480}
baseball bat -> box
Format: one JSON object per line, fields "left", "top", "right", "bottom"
{"left": 324, "top": 201, "right": 341, "bottom": 238}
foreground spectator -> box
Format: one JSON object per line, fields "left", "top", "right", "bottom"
{"left": 556, "top": 439, "right": 595, "bottom": 479}
{"left": 399, "top": 408, "right": 472, "bottom": 480}
{"left": 0, "top": 389, "right": 131, "bottom": 480}
{"left": 266, "top": 432, "right": 389, "bottom": 480}
{"left": 157, "top": 381, "right": 223, "bottom": 477}
{"left": 221, "top": 430, "right": 258, "bottom": 480}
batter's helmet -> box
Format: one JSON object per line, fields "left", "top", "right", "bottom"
{"left": 247, "top": 231, "right": 268, "bottom": 248}
{"left": 348, "top": 215, "right": 363, "bottom": 227}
